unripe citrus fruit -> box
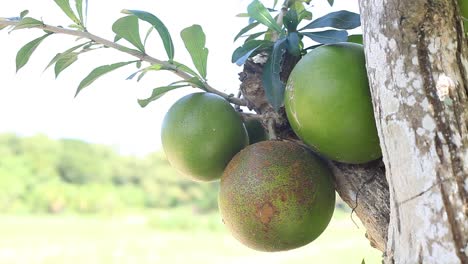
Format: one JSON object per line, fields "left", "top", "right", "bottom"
{"left": 161, "top": 92, "right": 249, "bottom": 181}
{"left": 219, "top": 140, "right": 335, "bottom": 252}
{"left": 285, "top": 43, "right": 381, "bottom": 164}
{"left": 244, "top": 118, "right": 268, "bottom": 144}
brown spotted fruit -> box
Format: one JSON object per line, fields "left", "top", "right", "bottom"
{"left": 218, "top": 140, "right": 335, "bottom": 252}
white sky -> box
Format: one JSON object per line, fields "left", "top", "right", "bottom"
{"left": 0, "top": 0, "right": 358, "bottom": 156}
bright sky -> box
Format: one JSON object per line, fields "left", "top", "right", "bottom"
{"left": 0, "top": 0, "right": 358, "bottom": 156}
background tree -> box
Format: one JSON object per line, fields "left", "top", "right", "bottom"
{"left": 0, "top": 0, "right": 466, "bottom": 263}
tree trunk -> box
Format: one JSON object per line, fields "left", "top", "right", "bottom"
{"left": 359, "top": 0, "right": 468, "bottom": 263}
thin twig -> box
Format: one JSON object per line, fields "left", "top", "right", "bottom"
{"left": 0, "top": 19, "right": 247, "bottom": 106}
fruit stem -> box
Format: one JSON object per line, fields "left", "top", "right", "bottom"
{"left": 267, "top": 118, "right": 277, "bottom": 139}
{"left": 0, "top": 19, "right": 248, "bottom": 106}
{"left": 271, "top": 0, "right": 289, "bottom": 41}
{"left": 240, "top": 112, "right": 263, "bottom": 121}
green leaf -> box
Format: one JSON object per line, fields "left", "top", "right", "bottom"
{"left": 54, "top": 52, "right": 78, "bottom": 78}
{"left": 180, "top": 25, "right": 209, "bottom": 79}
{"left": 13, "top": 17, "right": 44, "bottom": 30}
{"left": 328, "top": 0, "right": 334, "bottom": 6}
{"left": 301, "top": 30, "right": 348, "bottom": 44}
{"left": 122, "top": 10, "right": 175, "bottom": 61}
{"left": 262, "top": 37, "right": 287, "bottom": 111}
{"left": 234, "top": 21, "right": 260, "bottom": 41}
{"left": 16, "top": 33, "right": 52, "bottom": 72}
{"left": 245, "top": 31, "right": 267, "bottom": 42}
{"left": 247, "top": 0, "right": 282, "bottom": 33}
{"left": 138, "top": 85, "right": 189, "bottom": 107}
{"left": 126, "top": 64, "right": 163, "bottom": 80}
{"left": 143, "top": 27, "right": 153, "bottom": 46}
{"left": 20, "top": 10, "right": 29, "bottom": 19}
{"left": 300, "top": 10, "right": 361, "bottom": 30}
{"left": 76, "top": 61, "right": 137, "bottom": 96}
{"left": 290, "top": 2, "right": 312, "bottom": 22}
{"left": 236, "top": 13, "right": 250, "bottom": 17}
{"left": 171, "top": 61, "right": 201, "bottom": 78}
{"left": 232, "top": 40, "right": 273, "bottom": 66}
{"left": 361, "top": 259, "right": 365, "bottom": 264}
{"left": 286, "top": 32, "right": 301, "bottom": 56}
{"left": 112, "top": 16, "right": 145, "bottom": 52}
{"left": 348, "top": 34, "right": 363, "bottom": 44}
{"left": 45, "top": 42, "right": 89, "bottom": 71}
{"left": 76, "top": 0, "right": 84, "bottom": 25}
{"left": 114, "top": 35, "right": 122, "bottom": 42}
{"left": 273, "top": 0, "right": 279, "bottom": 9}
{"left": 53, "top": 0, "right": 80, "bottom": 24}
{"left": 170, "top": 77, "right": 206, "bottom": 89}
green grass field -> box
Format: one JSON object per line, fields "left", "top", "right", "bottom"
{"left": 0, "top": 210, "right": 382, "bottom": 264}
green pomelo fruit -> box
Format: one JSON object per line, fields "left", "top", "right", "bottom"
{"left": 347, "top": 34, "right": 363, "bottom": 45}
{"left": 219, "top": 140, "right": 335, "bottom": 252}
{"left": 244, "top": 118, "right": 268, "bottom": 144}
{"left": 161, "top": 92, "right": 249, "bottom": 181}
{"left": 284, "top": 42, "right": 381, "bottom": 164}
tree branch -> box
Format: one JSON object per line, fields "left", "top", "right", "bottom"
{"left": 0, "top": 18, "right": 247, "bottom": 106}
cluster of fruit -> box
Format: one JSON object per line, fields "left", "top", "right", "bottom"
{"left": 161, "top": 42, "right": 381, "bottom": 252}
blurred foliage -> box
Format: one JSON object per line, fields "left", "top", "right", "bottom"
{"left": 0, "top": 133, "right": 219, "bottom": 214}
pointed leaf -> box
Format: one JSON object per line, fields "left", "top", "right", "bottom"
{"left": 13, "top": 17, "right": 44, "bottom": 30}
{"left": 114, "top": 35, "right": 122, "bottom": 42}
{"left": 143, "top": 27, "right": 153, "bottom": 46}
{"left": 76, "top": 0, "right": 84, "bottom": 25}
{"left": 138, "top": 85, "right": 189, "bottom": 107}
{"left": 247, "top": 0, "right": 282, "bottom": 33}
{"left": 328, "top": 0, "right": 334, "bottom": 6}
{"left": 290, "top": 2, "right": 312, "bottom": 22}
{"left": 273, "top": 0, "right": 279, "bottom": 9}
{"left": 302, "top": 30, "right": 348, "bottom": 44}
{"left": 245, "top": 31, "right": 267, "bottom": 42}
{"left": 122, "top": 10, "right": 175, "bottom": 61}
{"left": 112, "top": 16, "right": 145, "bottom": 52}
{"left": 16, "top": 33, "right": 52, "bottom": 72}
{"left": 76, "top": 61, "right": 137, "bottom": 96}
{"left": 20, "top": 10, "right": 29, "bottom": 19}
{"left": 361, "top": 259, "right": 366, "bottom": 264}
{"left": 234, "top": 21, "right": 260, "bottom": 41}
{"left": 53, "top": 0, "right": 80, "bottom": 24}
{"left": 171, "top": 61, "right": 201, "bottom": 78}
{"left": 54, "top": 52, "right": 78, "bottom": 78}
{"left": 300, "top": 10, "right": 360, "bottom": 30}
{"left": 232, "top": 40, "right": 273, "bottom": 66}
{"left": 236, "top": 13, "right": 250, "bottom": 18}
{"left": 180, "top": 25, "right": 208, "bottom": 79}
{"left": 262, "top": 37, "right": 287, "bottom": 111}
{"left": 44, "top": 42, "right": 89, "bottom": 71}
{"left": 170, "top": 77, "right": 206, "bottom": 89}
{"left": 126, "top": 64, "right": 163, "bottom": 80}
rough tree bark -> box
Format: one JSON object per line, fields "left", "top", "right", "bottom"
{"left": 359, "top": 0, "right": 468, "bottom": 263}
